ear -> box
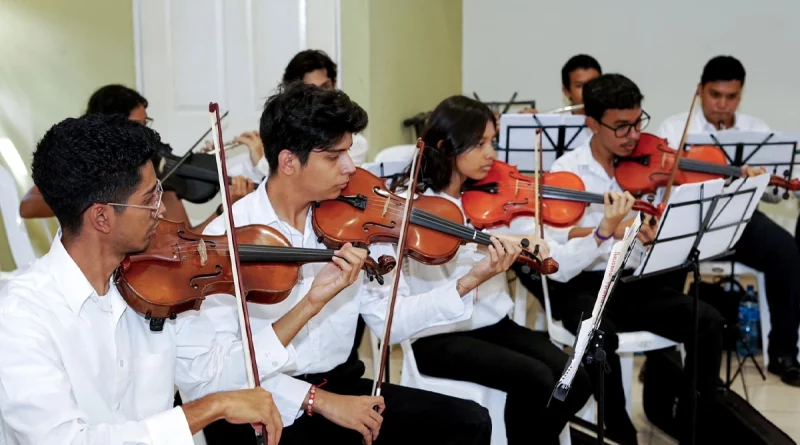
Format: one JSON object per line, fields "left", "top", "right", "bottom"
{"left": 585, "top": 116, "right": 600, "bottom": 134}
{"left": 695, "top": 83, "right": 703, "bottom": 96}
{"left": 562, "top": 86, "right": 571, "bottom": 102}
{"left": 436, "top": 140, "right": 445, "bottom": 150}
{"left": 87, "top": 204, "right": 113, "bottom": 235}
{"left": 277, "top": 149, "right": 297, "bottom": 176}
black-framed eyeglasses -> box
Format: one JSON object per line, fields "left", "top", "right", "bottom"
{"left": 598, "top": 110, "right": 650, "bottom": 138}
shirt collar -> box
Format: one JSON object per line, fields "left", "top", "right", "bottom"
{"left": 46, "top": 235, "right": 97, "bottom": 314}
{"left": 692, "top": 108, "right": 742, "bottom": 132}
{"left": 572, "top": 135, "right": 599, "bottom": 167}
{"left": 254, "top": 178, "right": 314, "bottom": 239}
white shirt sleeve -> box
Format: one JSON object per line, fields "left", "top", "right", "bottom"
{"left": 358, "top": 243, "right": 476, "bottom": 344}
{"left": 350, "top": 133, "right": 369, "bottom": 166}
{"left": 0, "top": 300, "right": 194, "bottom": 445}
{"left": 173, "top": 301, "right": 296, "bottom": 401}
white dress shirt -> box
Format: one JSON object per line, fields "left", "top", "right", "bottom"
{"left": 656, "top": 109, "right": 770, "bottom": 149}
{"left": 0, "top": 236, "right": 292, "bottom": 445}
{"left": 405, "top": 188, "right": 603, "bottom": 337}
{"left": 199, "top": 180, "right": 476, "bottom": 426}
{"left": 656, "top": 109, "right": 778, "bottom": 203}
{"left": 547, "top": 136, "right": 649, "bottom": 278}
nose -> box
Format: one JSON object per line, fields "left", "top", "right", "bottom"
{"left": 341, "top": 152, "right": 356, "bottom": 175}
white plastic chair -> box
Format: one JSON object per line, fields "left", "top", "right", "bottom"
{"left": 700, "top": 261, "right": 771, "bottom": 366}
{"left": 540, "top": 276, "right": 679, "bottom": 416}
{"left": 374, "top": 144, "right": 416, "bottom": 164}
{"left": 0, "top": 164, "right": 36, "bottom": 270}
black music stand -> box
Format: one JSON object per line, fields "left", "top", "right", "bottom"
{"left": 551, "top": 217, "right": 643, "bottom": 445}
{"left": 684, "top": 130, "right": 799, "bottom": 199}
{"left": 621, "top": 174, "right": 770, "bottom": 445}
{"left": 496, "top": 113, "right": 588, "bottom": 174}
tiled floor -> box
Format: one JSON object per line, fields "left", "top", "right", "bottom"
{"left": 360, "top": 340, "right": 800, "bottom": 444}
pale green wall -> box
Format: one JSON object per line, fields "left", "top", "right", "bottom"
{"left": 0, "top": 0, "right": 135, "bottom": 270}
{"left": 341, "top": 0, "right": 463, "bottom": 161}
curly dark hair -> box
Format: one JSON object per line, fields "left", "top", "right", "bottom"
{"left": 582, "top": 74, "right": 644, "bottom": 122}
{"left": 32, "top": 113, "right": 161, "bottom": 234}
{"left": 282, "top": 50, "right": 337, "bottom": 85}
{"left": 259, "top": 81, "right": 368, "bottom": 175}
{"left": 394, "top": 95, "right": 495, "bottom": 193}
{"left": 85, "top": 84, "right": 148, "bottom": 117}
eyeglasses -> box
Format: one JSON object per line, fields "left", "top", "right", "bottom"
{"left": 598, "top": 110, "right": 650, "bottom": 138}
{"left": 104, "top": 179, "right": 163, "bottom": 219}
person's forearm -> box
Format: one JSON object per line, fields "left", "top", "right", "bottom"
{"left": 181, "top": 393, "right": 226, "bottom": 435}
{"left": 190, "top": 212, "right": 218, "bottom": 234}
{"left": 272, "top": 298, "right": 319, "bottom": 346}
{"left": 568, "top": 227, "right": 595, "bottom": 240}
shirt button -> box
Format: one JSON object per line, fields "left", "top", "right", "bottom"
{"left": 113, "top": 402, "right": 120, "bottom": 410}
{"left": 119, "top": 360, "right": 124, "bottom": 368}
{"left": 272, "top": 361, "right": 278, "bottom": 367}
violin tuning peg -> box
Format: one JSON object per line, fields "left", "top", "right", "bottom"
{"left": 521, "top": 265, "right": 531, "bottom": 275}
{"left": 520, "top": 238, "right": 530, "bottom": 248}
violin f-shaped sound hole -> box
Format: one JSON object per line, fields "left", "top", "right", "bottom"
{"left": 189, "top": 265, "right": 223, "bottom": 289}
{"left": 177, "top": 230, "right": 216, "bottom": 247}
{"left": 362, "top": 221, "right": 397, "bottom": 233}
{"left": 502, "top": 198, "right": 529, "bottom": 212}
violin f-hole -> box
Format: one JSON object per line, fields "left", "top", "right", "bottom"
{"left": 189, "top": 264, "right": 223, "bottom": 290}
{"left": 502, "top": 198, "right": 530, "bottom": 212}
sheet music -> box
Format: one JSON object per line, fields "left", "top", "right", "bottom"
{"left": 552, "top": 216, "right": 642, "bottom": 400}
{"left": 684, "top": 131, "right": 798, "bottom": 177}
{"left": 496, "top": 113, "right": 588, "bottom": 171}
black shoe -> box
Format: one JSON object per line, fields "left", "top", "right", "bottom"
{"left": 767, "top": 356, "right": 800, "bottom": 387}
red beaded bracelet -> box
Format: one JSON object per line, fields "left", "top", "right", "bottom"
{"left": 306, "top": 379, "right": 328, "bottom": 417}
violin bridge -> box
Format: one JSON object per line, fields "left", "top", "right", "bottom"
{"left": 515, "top": 179, "right": 520, "bottom": 197}
{"left": 381, "top": 196, "right": 391, "bottom": 218}
{"left": 198, "top": 239, "right": 208, "bottom": 267}
{"left": 661, "top": 153, "right": 667, "bottom": 169}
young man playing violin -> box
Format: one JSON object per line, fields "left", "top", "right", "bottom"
{"left": 656, "top": 55, "right": 800, "bottom": 387}
{"left": 195, "top": 82, "right": 509, "bottom": 445}
{"left": 19, "top": 84, "right": 258, "bottom": 233}
{"left": 544, "top": 73, "right": 726, "bottom": 445}
{"left": 0, "top": 114, "right": 286, "bottom": 445}
{"left": 390, "top": 95, "right": 653, "bottom": 445}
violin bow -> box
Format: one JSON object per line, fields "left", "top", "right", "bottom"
{"left": 661, "top": 93, "right": 699, "bottom": 207}
{"left": 208, "top": 103, "right": 268, "bottom": 445}
{"left": 160, "top": 110, "right": 230, "bottom": 182}
{"left": 371, "top": 138, "right": 426, "bottom": 396}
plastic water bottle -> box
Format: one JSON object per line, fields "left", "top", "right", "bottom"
{"left": 737, "top": 285, "right": 761, "bottom": 357}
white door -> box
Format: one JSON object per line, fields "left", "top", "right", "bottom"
{"left": 133, "top": 0, "right": 340, "bottom": 222}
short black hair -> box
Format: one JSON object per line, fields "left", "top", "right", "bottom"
{"left": 583, "top": 73, "right": 644, "bottom": 122}
{"left": 701, "top": 55, "right": 746, "bottom": 85}
{"left": 282, "top": 50, "right": 337, "bottom": 85}
{"left": 85, "top": 84, "right": 148, "bottom": 117}
{"left": 259, "top": 81, "right": 368, "bottom": 174}
{"left": 32, "top": 114, "right": 160, "bottom": 234}
{"left": 561, "top": 54, "right": 602, "bottom": 89}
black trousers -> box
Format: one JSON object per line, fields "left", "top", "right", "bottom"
{"left": 411, "top": 316, "right": 593, "bottom": 445}
{"left": 544, "top": 269, "right": 724, "bottom": 443}
{"left": 729, "top": 209, "right": 800, "bottom": 360}
{"left": 202, "top": 359, "right": 492, "bottom": 445}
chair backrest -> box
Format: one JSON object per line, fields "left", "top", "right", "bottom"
{"left": 361, "top": 160, "right": 410, "bottom": 178}
{"left": 374, "top": 144, "right": 416, "bottom": 164}
{"left": 0, "top": 165, "right": 36, "bottom": 269}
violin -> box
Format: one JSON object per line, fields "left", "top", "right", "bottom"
{"left": 114, "top": 219, "right": 395, "bottom": 331}
{"left": 311, "top": 165, "right": 558, "bottom": 275}
{"left": 154, "top": 143, "right": 228, "bottom": 204}
{"left": 461, "top": 160, "right": 661, "bottom": 229}
{"left": 614, "top": 133, "right": 800, "bottom": 198}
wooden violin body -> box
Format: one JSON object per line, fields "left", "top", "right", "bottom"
{"left": 614, "top": 133, "right": 800, "bottom": 197}
{"left": 462, "top": 160, "right": 661, "bottom": 229}
{"left": 115, "top": 219, "right": 394, "bottom": 330}
{"left": 312, "top": 167, "right": 553, "bottom": 274}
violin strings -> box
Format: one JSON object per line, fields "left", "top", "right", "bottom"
{"left": 679, "top": 158, "right": 742, "bottom": 177}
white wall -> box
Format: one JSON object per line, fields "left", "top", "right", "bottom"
{"left": 463, "top": 0, "right": 800, "bottom": 132}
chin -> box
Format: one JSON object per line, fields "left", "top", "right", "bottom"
{"left": 471, "top": 170, "right": 490, "bottom": 181}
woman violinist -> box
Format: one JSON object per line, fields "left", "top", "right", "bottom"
{"left": 390, "top": 95, "right": 635, "bottom": 445}
{"left": 18, "top": 84, "right": 257, "bottom": 233}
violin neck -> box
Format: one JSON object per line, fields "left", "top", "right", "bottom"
{"left": 540, "top": 185, "right": 605, "bottom": 205}
{"left": 409, "top": 209, "right": 495, "bottom": 246}
{"left": 167, "top": 162, "right": 233, "bottom": 185}
{"left": 678, "top": 158, "right": 742, "bottom": 178}
{"left": 238, "top": 244, "right": 334, "bottom": 264}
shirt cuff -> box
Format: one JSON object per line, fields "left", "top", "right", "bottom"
{"left": 256, "top": 156, "right": 270, "bottom": 177}
{"left": 144, "top": 407, "right": 195, "bottom": 445}
{"left": 261, "top": 373, "right": 312, "bottom": 427}
{"left": 252, "top": 323, "right": 293, "bottom": 379}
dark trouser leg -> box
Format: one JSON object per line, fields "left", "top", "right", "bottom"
{"left": 732, "top": 209, "right": 800, "bottom": 360}
{"left": 205, "top": 363, "right": 491, "bottom": 445}
{"left": 412, "top": 317, "right": 592, "bottom": 445}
